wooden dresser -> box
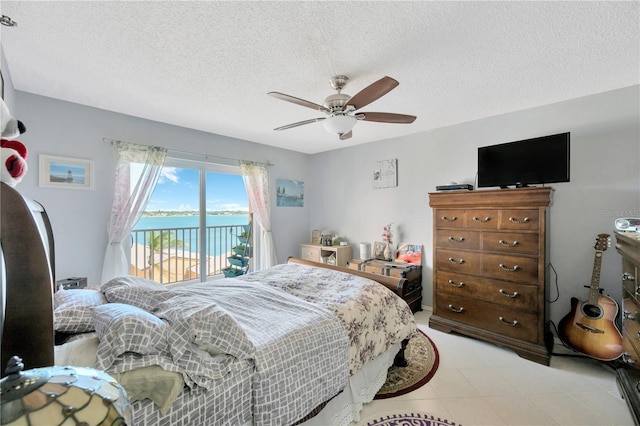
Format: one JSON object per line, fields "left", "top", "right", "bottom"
{"left": 428, "top": 187, "right": 553, "bottom": 365}
{"left": 299, "top": 243, "right": 352, "bottom": 268}
{"left": 615, "top": 231, "right": 640, "bottom": 423}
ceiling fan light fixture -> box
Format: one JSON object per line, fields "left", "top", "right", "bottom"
{"left": 322, "top": 115, "right": 357, "bottom": 137}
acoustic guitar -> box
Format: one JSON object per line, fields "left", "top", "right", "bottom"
{"left": 558, "top": 233, "right": 624, "bottom": 361}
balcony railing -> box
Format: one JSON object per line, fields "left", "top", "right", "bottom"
{"left": 130, "top": 223, "right": 248, "bottom": 285}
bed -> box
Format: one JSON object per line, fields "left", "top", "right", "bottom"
{"left": 0, "top": 182, "right": 418, "bottom": 426}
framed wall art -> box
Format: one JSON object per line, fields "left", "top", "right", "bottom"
{"left": 39, "top": 154, "right": 94, "bottom": 190}
{"left": 373, "top": 158, "right": 397, "bottom": 189}
{"left": 276, "top": 178, "right": 304, "bottom": 207}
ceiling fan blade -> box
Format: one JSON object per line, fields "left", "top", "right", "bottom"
{"left": 345, "top": 76, "right": 399, "bottom": 110}
{"left": 358, "top": 112, "right": 417, "bottom": 124}
{"left": 274, "top": 117, "right": 326, "bottom": 131}
{"left": 339, "top": 131, "right": 353, "bottom": 140}
{"left": 268, "top": 92, "right": 329, "bottom": 113}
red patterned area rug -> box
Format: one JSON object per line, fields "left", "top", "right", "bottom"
{"left": 363, "top": 412, "right": 460, "bottom": 426}
{"left": 375, "top": 329, "right": 439, "bottom": 399}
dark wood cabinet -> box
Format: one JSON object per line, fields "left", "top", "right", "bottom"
{"left": 348, "top": 259, "right": 423, "bottom": 313}
{"left": 428, "top": 187, "right": 553, "bottom": 365}
{"left": 615, "top": 231, "right": 640, "bottom": 423}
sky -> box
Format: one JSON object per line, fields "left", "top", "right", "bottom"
{"left": 143, "top": 166, "right": 249, "bottom": 212}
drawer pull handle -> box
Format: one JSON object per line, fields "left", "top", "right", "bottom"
{"left": 448, "top": 304, "right": 464, "bottom": 313}
{"left": 448, "top": 279, "right": 465, "bottom": 288}
{"left": 623, "top": 310, "right": 636, "bottom": 321}
{"left": 623, "top": 272, "right": 635, "bottom": 281}
{"left": 499, "top": 263, "right": 520, "bottom": 272}
{"left": 498, "top": 316, "right": 519, "bottom": 326}
{"left": 509, "top": 216, "right": 530, "bottom": 224}
{"left": 498, "top": 239, "right": 519, "bottom": 247}
{"left": 448, "top": 257, "right": 465, "bottom": 264}
{"left": 622, "top": 352, "right": 637, "bottom": 365}
{"left": 472, "top": 216, "right": 491, "bottom": 223}
{"left": 448, "top": 236, "right": 465, "bottom": 243}
{"left": 499, "top": 289, "right": 520, "bottom": 298}
{"left": 441, "top": 216, "right": 458, "bottom": 222}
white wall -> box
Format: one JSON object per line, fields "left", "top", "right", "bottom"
{"left": 308, "top": 85, "right": 640, "bottom": 327}
{"left": 11, "top": 92, "right": 311, "bottom": 286}
{"left": 6, "top": 72, "right": 639, "bottom": 329}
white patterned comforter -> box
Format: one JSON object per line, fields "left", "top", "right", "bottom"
{"left": 99, "top": 263, "right": 416, "bottom": 425}
{"left": 240, "top": 263, "right": 418, "bottom": 374}
{"left": 101, "top": 279, "right": 349, "bottom": 426}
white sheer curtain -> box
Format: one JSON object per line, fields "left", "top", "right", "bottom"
{"left": 240, "top": 160, "right": 277, "bottom": 270}
{"left": 100, "top": 142, "right": 167, "bottom": 283}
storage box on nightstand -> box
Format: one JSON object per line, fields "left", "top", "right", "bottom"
{"left": 56, "top": 277, "right": 88, "bottom": 291}
{"left": 356, "top": 259, "right": 423, "bottom": 313}
{"left": 347, "top": 259, "right": 367, "bottom": 271}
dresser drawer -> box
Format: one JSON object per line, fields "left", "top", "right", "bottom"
{"left": 623, "top": 259, "right": 639, "bottom": 299}
{"left": 434, "top": 209, "right": 465, "bottom": 228}
{"left": 435, "top": 249, "right": 481, "bottom": 275}
{"left": 435, "top": 230, "right": 480, "bottom": 250}
{"left": 623, "top": 330, "right": 640, "bottom": 369}
{"left": 300, "top": 244, "right": 321, "bottom": 261}
{"left": 466, "top": 209, "right": 499, "bottom": 229}
{"left": 482, "top": 253, "right": 539, "bottom": 284}
{"left": 436, "top": 293, "right": 538, "bottom": 343}
{"left": 499, "top": 209, "right": 540, "bottom": 230}
{"left": 482, "top": 231, "right": 539, "bottom": 255}
{"left": 436, "top": 271, "right": 537, "bottom": 310}
{"left": 623, "top": 297, "right": 640, "bottom": 356}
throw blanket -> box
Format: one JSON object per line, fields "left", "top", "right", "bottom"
{"left": 101, "top": 278, "right": 349, "bottom": 426}
{"left": 240, "top": 263, "right": 418, "bottom": 374}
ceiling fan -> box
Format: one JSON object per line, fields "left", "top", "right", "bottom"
{"left": 268, "top": 75, "right": 417, "bottom": 140}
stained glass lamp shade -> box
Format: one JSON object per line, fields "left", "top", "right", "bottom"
{"left": 1, "top": 356, "right": 133, "bottom": 425}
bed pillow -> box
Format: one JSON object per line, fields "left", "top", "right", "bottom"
{"left": 54, "top": 289, "right": 106, "bottom": 333}
{"left": 101, "top": 276, "right": 172, "bottom": 311}
{"left": 54, "top": 333, "right": 99, "bottom": 368}
{"left": 93, "top": 303, "right": 170, "bottom": 370}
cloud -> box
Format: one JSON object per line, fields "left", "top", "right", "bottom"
{"left": 220, "top": 203, "right": 249, "bottom": 211}
{"left": 206, "top": 200, "right": 249, "bottom": 211}
{"left": 159, "top": 167, "right": 179, "bottom": 184}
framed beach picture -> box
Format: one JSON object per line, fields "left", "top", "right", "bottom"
{"left": 394, "top": 243, "right": 423, "bottom": 265}
{"left": 276, "top": 178, "right": 304, "bottom": 207}
{"left": 39, "top": 154, "right": 94, "bottom": 190}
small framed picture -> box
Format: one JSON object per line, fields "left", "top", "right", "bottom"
{"left": 39, "top": 154, "right": 94, "bottom": 190}
{"left": 373, "top": 158, "right": 397, "bottom": 189}
{"left": 394, "top": 243, "right": 423, "bottom": 265}
{"left": 373, "top": 241, "right": 387, "bottom": 260}
{"left": 276, "top": 178, "right": 304, "bottom": 207}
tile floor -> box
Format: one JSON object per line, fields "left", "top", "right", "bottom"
{"left": 355, "top": 310, "right": 636, "bottom": 425}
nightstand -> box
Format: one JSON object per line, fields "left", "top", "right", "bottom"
{"left": 56, "top": 277, "right": 88, "bottom": 291}
{"left": 299, "top": 244, "right": 352, "bottom": 268}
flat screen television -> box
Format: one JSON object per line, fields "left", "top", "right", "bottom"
{"left": 477, "top": 132, "right": 570, "bottom": 188}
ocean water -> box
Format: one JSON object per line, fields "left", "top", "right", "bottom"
{"left": 133, "top": 214, "right": 250, "bottom": 257}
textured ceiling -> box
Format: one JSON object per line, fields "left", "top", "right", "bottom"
{"left": 1, "top": 1, "right": 638, "bottom": 154}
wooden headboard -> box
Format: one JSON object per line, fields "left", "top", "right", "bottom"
{"left": 286, "top": 257, "right": 407, "bottom": 293}
{"left": 0, "top": 182, "right": 55, "bottom": 374}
